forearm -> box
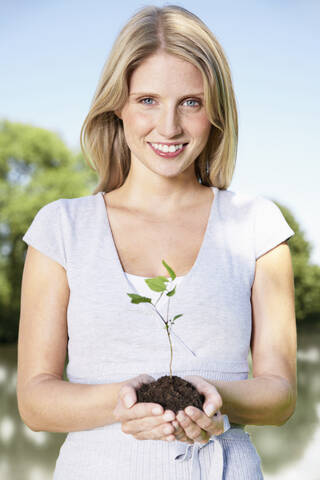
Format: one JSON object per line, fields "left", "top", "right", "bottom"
{"left": 18, "top": 375, "right": 126, "bottom": 433}
{"left": 209, "top": 374, "right": 296, "bottom": 426}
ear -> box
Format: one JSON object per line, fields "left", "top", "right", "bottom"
{"left": 114, "top": 109, "right": 122, "bottom": 120}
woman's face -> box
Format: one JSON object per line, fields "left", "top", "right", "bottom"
{"left": 117, "top": 51, "right": 212, "bottom": 179}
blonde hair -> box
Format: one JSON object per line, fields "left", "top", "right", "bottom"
{"left": 80, "top": 4, "right": 238, "bottom": 194}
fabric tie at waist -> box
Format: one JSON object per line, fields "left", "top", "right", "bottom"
{"left": 173, "top": 415, "right": 243, "bottom": 480}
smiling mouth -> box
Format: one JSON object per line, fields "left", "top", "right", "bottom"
{"left": 148, "top": 142, "right": 188, "bottom": 158}
{"left": 147, "top": 142, "right": 188, "bottom": 148}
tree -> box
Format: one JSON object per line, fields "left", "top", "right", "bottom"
{"left": 272, "top": 201, "right": 320, "bottom": 327}
{"left": 0, "top": 119, "right": 96, "bottom": 342}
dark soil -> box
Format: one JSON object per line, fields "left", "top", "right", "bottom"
{"left": 136, "top": 375, "right": 205, "bottom": 414}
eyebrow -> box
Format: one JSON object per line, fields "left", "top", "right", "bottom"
{"left": 130, "top": 92, "right": 204, "bottom": 97}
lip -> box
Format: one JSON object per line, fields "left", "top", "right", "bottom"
{"left": 148, "top": 142, "right": 188, "bottom": 158}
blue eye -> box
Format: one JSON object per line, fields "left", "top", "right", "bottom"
{"left": 139, "top": 98, "right": 201, "bottom": 108}
{"left": 184, "top": 99, "right": 200, "bottom": 107}
{"left": 140, "top": 98, "right": 155, "bottom": 105}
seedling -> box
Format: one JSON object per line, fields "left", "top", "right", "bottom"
{"left": 127, "top": 259, "right": 183, "bottom": 379}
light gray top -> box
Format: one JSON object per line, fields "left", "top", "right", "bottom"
{"left": 22, "top": 186, "right": 294, "bottom": 479}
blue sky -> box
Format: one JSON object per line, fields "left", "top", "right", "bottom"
{"left": 1, "top": 0, "right": 319, "bottom": 264}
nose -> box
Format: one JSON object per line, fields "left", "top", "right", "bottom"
{"left": 156, "top": 105, "right": 183, "bottom": 138}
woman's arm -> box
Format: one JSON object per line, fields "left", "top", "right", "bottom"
{"left": 210, "top": 241, "right": 297, "bottom": 426}
{"left": 207, "top": 374, "right": 295, "bottom": 426}
{"left": 19, "top": 374, "right": 127, "bottom": 433}
{"left": 17, "top": 245, "right": 127, "bottom": 432}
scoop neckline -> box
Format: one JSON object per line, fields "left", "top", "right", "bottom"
{"left": 98, "top": 186, "right": 219, "bottom": 308}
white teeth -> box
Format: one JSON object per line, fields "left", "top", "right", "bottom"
{"left": 151, "top": 143, "right": 183, "bottom": 153}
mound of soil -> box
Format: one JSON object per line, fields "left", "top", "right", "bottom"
{"left": 136, "top": 375, "right": 205, "bottom": 414}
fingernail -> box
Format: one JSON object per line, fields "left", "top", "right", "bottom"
{"left": 204, "top": 403, "right": 215, "bottom": 417}
{"left": 177, "top": 411, "right": 185, "bottom": 421}
{"left": 124, "top": 395, "right": 135, "bottom": 408}
{"left": 152, "top": 407, "right": 162, "bottom": 415}
{"left": 163, "top": 412, "right": 174, "bottom": 421}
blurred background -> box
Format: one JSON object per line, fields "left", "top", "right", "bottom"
{"left": 1, "top": 1, "right": 319, "bottom": 479}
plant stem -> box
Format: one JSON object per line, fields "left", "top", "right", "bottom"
{"left": 149, "top": 302, "right": 196, "bottom": 356}
{"left": 149, "top": 303, "right": 167, "bottom": 325}
{"left": 166, "top": 296, "right": 172, "bottom": 379}
{"left": 165, "top": 324, "right": 173, "bottom": 379}
{"left": 154, "top": 291, "right": 164, "bottom": 308}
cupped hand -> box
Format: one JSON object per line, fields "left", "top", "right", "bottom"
{"left": 113, "top": 373, "right": 177, "bottom": 442}
{"left": 172, "top": 375, "right": 225, "bottom": 444}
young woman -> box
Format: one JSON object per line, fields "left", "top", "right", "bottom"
{"left": 17, "top": 5, "right": 297, "bottom": 479}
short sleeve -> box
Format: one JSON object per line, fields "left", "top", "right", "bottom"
{"left": 253, "top": 196, "right": 295, "bottom": 260}
{"left": 22, "top": 200, "right": 67, "bottom": 269}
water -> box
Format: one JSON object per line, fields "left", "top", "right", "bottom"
{"left": 247, "top": 328, "right": 320, "bottom": 480}
{"left": 1, "top": 328, "right": 319, "bottom": 479}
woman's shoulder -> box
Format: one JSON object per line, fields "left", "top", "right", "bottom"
{"left": 218, "top": 187, "right": 262, "bottom": 213}
{"left": 22, "top": 193, "right": 102, "bottom": 269}
{"left": 58, "top": 191, "right": 99, "bottom": 209}
{"left": 217, "top": 188, "right": 295, "bottom": 259}
{"left": 38, "top": 192, "right": 100, "bottom": 220}
{"left": 218, "top": 189, "right": 289, "bottom": 228}
{"left": 25, "top": 192, "right": 100, "bottom": 239}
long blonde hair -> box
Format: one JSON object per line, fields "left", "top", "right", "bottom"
{"left": 80, "top": 5, "right": 238, "bottom": 194}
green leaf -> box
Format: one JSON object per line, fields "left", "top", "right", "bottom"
{"left": 145, "top": 276, "right": 169, "bottom": 292}
{"left": 127, "top": 293, "right": 152, "bottom": 304}
{"left": 162, "top": 259, "right": 176, "bottom": 280}
{"left": 173, "top": 314, "right": 183, "bottom": 321}
{"left": 166, "top": 285, "right": 176, "bottom": 296}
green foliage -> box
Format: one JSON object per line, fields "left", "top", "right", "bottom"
{"left": 126, "top": 293, "right": 152, "bottom": 304}
{"left": 0, "top": 119, "right": 98, "bottom": 343}
{"left": 162, "top": 259, "right": 176, "bottom": 280}
{"left": 272, "top": 199, "right": 320, "bottom": 326}
{"left": 145, "top": 276, "right": 169, "bottom": 292}
{"left": 126, "top": 260, "right": 179, "bottom": 304}
{"left": 166, "top": 286, "right": 176, "bottom": 296}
